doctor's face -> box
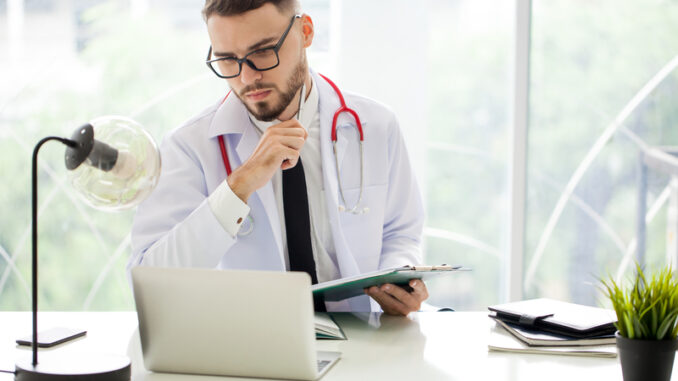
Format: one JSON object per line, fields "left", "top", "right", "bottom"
{"left": 206, "top": 4, "right": 311, "bottom": 121}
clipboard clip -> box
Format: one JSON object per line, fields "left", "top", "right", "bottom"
{"left": 411, "top": 264, "right": 459, "bottom": 271}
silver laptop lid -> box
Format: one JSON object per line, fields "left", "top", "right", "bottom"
{"left": 131, "top": 267, "right": 318, "bottom": 380}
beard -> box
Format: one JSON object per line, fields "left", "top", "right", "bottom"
{"left": 236, "top": 58, "right": 307, "bottom": 122}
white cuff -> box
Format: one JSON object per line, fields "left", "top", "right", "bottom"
{"left": 208, "top": 180, "right": 251, "bottom": 238}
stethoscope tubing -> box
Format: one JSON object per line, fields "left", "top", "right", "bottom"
{"left": 318, "top": 73, "right": 364, "bottom": 142}
{"left": 318, "top": 74, "right": 367, "bottom": 214}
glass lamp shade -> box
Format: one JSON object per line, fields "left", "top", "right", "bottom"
{"left": 66, "top": 116, "right": 161, "bottom": 211}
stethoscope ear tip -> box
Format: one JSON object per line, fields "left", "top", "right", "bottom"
{"left": 338, "top": 205, "right": 346, "bottom": 212}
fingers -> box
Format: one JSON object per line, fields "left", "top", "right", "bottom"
{"left": 280, "top": 155, "right": 299, "bottom": 171}
{"left": 277, "top": 136, "right": 306, "bottom": 151}
{"left": 364, "top": 282, "right": 428, "bottom": 316}
{"left": 409, "top": 279, "right": 429, "bottom": 301}
{"left": 226, "top": 120, "right": 308, "bottom": 201}
{"left": 268, "top": 119, "right": 308, "bottom": 139}
{"left": 381, "top": 284, "right": 419, "bottom": 308}
{"left": 365, "top": 286, "right": 410, "bottom": 316}
{"left": 262, "top": 120, "right": 307, "bottom": 169}
{"left": 255, "top": 121, "right": 306, "bottom": 167}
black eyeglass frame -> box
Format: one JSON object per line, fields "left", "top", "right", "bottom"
{"left": 206, "top": 14, "right": 302, "bottom": 79}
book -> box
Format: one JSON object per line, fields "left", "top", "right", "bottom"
{"left": 312, "top": 265, "right": 467, "bottom": 302}
{"left": 315, "top": 313, "right": 346, "bottom": 340}
{"left": 488, "top": 321, "right": 617, "bottom": 358}
{"left": 491, "top": 317, "right": 616, "bottom": 347}
{"left": 488, "top": 298, "right": 617, "bottom": 338}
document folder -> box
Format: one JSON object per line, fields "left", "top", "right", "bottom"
{"left": 312, "top": 265, "right": 466, "bottom": 302}
{"left": 488, "top": 298, "right": 617, "bottom": 339}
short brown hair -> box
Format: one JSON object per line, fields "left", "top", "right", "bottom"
{"left": 202, "top": 0, "right": 299, "bottom": 20}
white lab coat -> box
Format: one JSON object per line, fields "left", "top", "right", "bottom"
{"left": 129, "top": 71, "right": 424, "bottom": 311}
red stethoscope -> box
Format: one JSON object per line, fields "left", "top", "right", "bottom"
{"left": 218, "top": 74, "right": 368, "bottom": 221}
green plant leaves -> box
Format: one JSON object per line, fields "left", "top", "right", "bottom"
{"left": 602, "top": 263, "right": 678, "bottom": 340}
{"left": 657, "top": 311, "right": 677, "bottom": 340}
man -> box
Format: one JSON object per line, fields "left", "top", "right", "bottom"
{"left": 129, "top": 0, "right": 427, "bottom": 315}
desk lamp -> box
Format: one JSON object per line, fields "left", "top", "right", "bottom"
{"left": 14, "top": 116, "right": 161, "bottom": 381}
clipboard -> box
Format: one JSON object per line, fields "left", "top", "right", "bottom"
{"left": 312, "top": 264, "right": 467, "bottom": 302}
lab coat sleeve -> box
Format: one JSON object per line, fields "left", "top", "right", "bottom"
{"left": 129, "top": 130, "right": 236, "bottom": 269}
{"left": 378, "top": 114, "right": 424, "bottom": 269}
{"left": 208, "top": 180, "right": 251, "bottom": 236}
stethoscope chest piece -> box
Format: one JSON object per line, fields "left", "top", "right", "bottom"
{"left": 338, "top": 205, "right": 370, "bottom": 215}
{"left": 238, "top": 215, "right": 254, "bottom": 236}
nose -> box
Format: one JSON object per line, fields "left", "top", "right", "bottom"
{"left": 239, "top": 62, "right": 262, "bottom": 86}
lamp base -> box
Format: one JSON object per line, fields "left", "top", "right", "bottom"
{"left": 15, "top": 354, "right": 130, "bottom": 381}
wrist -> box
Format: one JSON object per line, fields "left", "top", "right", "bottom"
{"left": 227, "top": 170, "right": 254, "bottom": 203}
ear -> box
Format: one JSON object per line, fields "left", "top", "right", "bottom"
{"left": 301, "top": 14, "right": 314, "bottom": 48}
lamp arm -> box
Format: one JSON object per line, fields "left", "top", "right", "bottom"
{"left": 30, "top": 136, "right": 78, "bottom": 365}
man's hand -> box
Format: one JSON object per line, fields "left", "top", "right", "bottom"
{"left": 228, "top": 119, "right": 307, "bottom": 202}
{"left": 364, "top": 280, "right": 429, "bottom": 316}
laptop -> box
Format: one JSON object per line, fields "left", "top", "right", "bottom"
{"left": 131, "top": 266, "right": 341, "bottom": 380}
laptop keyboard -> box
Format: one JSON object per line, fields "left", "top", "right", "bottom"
{"left": 317, "top": 360, "right": 331, "bottom": 372}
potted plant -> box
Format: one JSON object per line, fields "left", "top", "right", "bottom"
{"left": 602, "top": 264, "right": 678, "bottom": 381}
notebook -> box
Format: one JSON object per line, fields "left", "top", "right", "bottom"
{"left": 315, "top": 313, "right": 346, "bottom": 340}
{"left": 488, "top": 298, "right": 617, "bottom": 338}
{"left": 131, "top": 267, "right": 341, "bottom": 380}
{"left": 491, "top": 317, "right": 616, "bottom": 346}
{"left": 488, "top": 321, "right": 617, "bottom": 358}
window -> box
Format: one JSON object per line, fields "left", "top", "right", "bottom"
{"left": 0, "top": 0, "right": 224, "bottom": 310}
{"left": 312, "top": 0, "right": 514, "bottom": 310}
{"left": 525, "top": 0, "right": 678, "bottom": 305}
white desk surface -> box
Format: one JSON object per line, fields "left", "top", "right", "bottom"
{"left": 0, "top": 311, "right": 675, "bottom": 381}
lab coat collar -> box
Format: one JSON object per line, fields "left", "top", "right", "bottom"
{"left": 207, "top": 90, "right": 250, "bottom": 138}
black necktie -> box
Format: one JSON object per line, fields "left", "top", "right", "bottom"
{"left": 282, "top": 158, "right": 326, "bottom": 311}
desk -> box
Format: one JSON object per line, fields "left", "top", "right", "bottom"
{"left": 0, "top": 311, "right": 675, "bottom": 381}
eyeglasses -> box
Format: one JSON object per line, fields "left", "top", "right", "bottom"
{"left": 206, "top": 14, "right": 301, "bottom": 79}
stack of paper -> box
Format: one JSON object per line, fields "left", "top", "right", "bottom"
{"left": 487, "top": 298, "right": 617, "bottom": 357}
{"left": 493, "top": 319, "right": 615, "bottom": 346}
{"left": 488, "top": 321, "right": 617, "bottom": 357}
{"left": 315, "top": 313, "right": 346, "bottom": 340}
